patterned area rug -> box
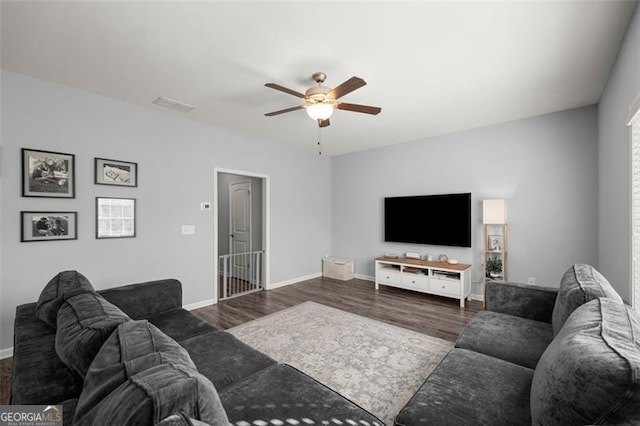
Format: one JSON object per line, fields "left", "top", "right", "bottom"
{"left": 228, "top": 301, "right": 453, "bottom": 425}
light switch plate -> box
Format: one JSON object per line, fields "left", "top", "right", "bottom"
{"left": 181, "top": 225, "right": 195, "bottom": 235}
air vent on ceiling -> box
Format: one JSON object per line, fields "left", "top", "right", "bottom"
{"left": 152, "top": 96, "right": 196, "bottom": 113}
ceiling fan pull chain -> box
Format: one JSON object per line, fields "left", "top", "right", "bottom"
{"left": 317, "top": 126, "right": 322, "bottom": 156}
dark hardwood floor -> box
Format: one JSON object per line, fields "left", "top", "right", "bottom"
{"left": 192, "top": 277, "right": 483, "bottom": 342}
{"left": 0, "top": 276, "right": 483, "bottom": 405}
{"left": 0, "top": 357, "right": 11, "bottom": 405}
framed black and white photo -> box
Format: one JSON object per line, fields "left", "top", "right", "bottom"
{"left": 22, "top": 148, "right": 75, "bottom": 198}
{"left": 95, "top": 158, "right": 137, "bottom": 187}
{"left": 96, "top": 197, "right": 136, "bottom": 239}
{"left": 488, "top": 234, "right": 504, "bottom": 252}
{"left": 21, "top": 211, "right": 77, "bottom": 242}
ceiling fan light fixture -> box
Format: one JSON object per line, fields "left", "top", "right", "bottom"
{"left": 306, "top": 103, "right": 335, "bottom": 121}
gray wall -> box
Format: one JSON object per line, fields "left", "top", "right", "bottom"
{"left": 331, "top": 106, "right": 599, "bottom": 293}
{"left": 0, "top": 71, "right": 332, "bottom": 351}
{"left": 217, "top": 173, "right": 264, "bottom": 255}
{"left": 598, "top": 4, "right": 640, "bottom": 303}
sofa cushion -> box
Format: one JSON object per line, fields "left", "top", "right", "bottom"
{"left": 36, "top": 270, "right": 95, "bottom": 327}
{"left": 11, "top": 332, "right": 82, "bottom": 405}
{"left": 455, "top": 310, "right": 553, "bottom": 369}
{"left": 531, "top": 298, "right": 640, "bottom": 425}
{"left": 74, "top": 320, "right": 228, "bottom": 426}
{"left": 219, "top": 363, "right": 383, "bottom": 426}
{"left": 179, "top": 330, "right": 277, "bottom": 391}
{"left": 394, "top": 348, "right": 533, "bottom": 426}
{"left": 552, "top": 264, "right": 622, "bottom": 335}
{"left": 55, "top": 292, "right": 130, "bottom": 378}
{"left": 99, "top": 279, "right": 183, "bottom": 319}
{"left": 148, "top": 308, "right": 218, "bottom": 342}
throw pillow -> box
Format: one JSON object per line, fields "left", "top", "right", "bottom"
{"left": 74, "top": 320, "right": 229, "bottom": 426}
{"left": 531, "top": 298, "right": 640, "bottom": 424}
{"left": 551, "top": 264, "right": 622, "bottom": 335}
{"left": 55, "top": 292, "right": 130, "bottom": 378}
{"left": 36, "top": 270, "right": 95, "bottom": 327}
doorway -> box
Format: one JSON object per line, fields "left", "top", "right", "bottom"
{"left": 214, "top": 169, "right": 269, "bottom": 301}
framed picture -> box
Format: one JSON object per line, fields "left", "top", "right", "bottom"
{"left": 95, "top": 158, "right": 138, "bottom": 187}
{"left": 96, "top": 197, "right": 136, "bottom": 239}
{"left": 488, "top": 235, "right": 504, "bottom": 252}
{"left": 21, "top": 211, "right": 77, "bottom": 242}
{"left": 22, "top": 148, "right": 75, "bottom": 198}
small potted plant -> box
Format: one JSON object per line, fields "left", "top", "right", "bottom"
{"left": 486, "top": 257, "right": 503, "bottom": 279}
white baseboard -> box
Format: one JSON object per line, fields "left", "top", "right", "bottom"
{"left": 183, "top": 299, "right": 215, "bottom": 311}
{"left": 184, "top": 272, "right": 324, "bottom": 308}
{"left": 469, "top": 292, "right": 485, "bottom": 302}
{"left": 267, "top": 272, "right": 322, "bottom": 290}
{"left": 0, "top": 347, "right": 13, "bottom": 360}
{"left": 355, "top": 273, "right": 374, "bottom": 282}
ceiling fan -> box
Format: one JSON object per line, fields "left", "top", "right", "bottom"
{"left": 264, "top": 72, "right": 381, "bottom": 128}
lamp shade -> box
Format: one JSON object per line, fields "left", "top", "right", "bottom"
{"left": 483, "top": 199, "right": 508, "bottom": 224}
{"left": 306, "top": 103, "right": 334, "bottom": 121}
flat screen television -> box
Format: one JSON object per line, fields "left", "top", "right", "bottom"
{"left": 384, "top": 192, "right": 471, "bottom": 247}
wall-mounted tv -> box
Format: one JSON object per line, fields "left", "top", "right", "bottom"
{"left": 384, "top": 192, "right": 471, "bottom": 247}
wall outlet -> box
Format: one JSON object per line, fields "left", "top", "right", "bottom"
{"left": 181, "top": 225, "right": 196, "bottom": 235}
{"left": 528, "top": 277, "right": 536, "bottom": 285}
{"left": 201, "top": 202, "right": 212, "bottom": 211}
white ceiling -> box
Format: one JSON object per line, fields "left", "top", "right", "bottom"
{"left": 1, "top": 1, "right": 637, "bottom": 155}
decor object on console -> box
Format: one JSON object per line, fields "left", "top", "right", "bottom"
{"left": 483, "top": 199, "right": 508, "bottom": 284}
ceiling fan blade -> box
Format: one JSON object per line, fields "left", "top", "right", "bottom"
{"left": 265, "top": 83, "right": 306, "bottom": 99}
{"left": 328, "top": 76, "right": 366, "bottom": 99}
{"left": 264, "top": 105, "right": 305, "bottom": 116}
{"left": 336, "top": 102, "right": 382, "bottom": 115}
{"left": 318, "top": 118, "right": 330, "bottom": 128}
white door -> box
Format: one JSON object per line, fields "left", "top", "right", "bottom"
{"left": 229, "top": 181, "right": 251, "bottom": 279}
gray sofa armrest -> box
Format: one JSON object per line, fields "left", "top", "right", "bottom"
{"left": 485, "top": 281, "right": 558, "bottom": 323}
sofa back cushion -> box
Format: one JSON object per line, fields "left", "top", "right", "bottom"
{"left": 551, "top": 264, "right": 622, "bottom": 335}
{"left": 74, "top": 320, "right": 228, "bottom": 426}
{"left": 55, "top": 292, "right": 130, "bottom": 378}
{"left": 531, "top": 298, "right": 640, "bottom": 425}
{"left": 99, "top": 279, "right": 183, "bottom": 319}
{"left": 36, "top": 270, "right": 95, "bottom": 327}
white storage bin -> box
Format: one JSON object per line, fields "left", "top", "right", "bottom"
{"left": 322, "top": 257, "right": 355, "bottom": 281}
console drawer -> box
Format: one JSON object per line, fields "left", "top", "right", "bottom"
{"left": 430, "top": 278, "right": 460, "bottom": 296}
{"left": 402, "top": 274, "right": 429, "bottom": 290}
{"left": 378, "top": 270, "right": 402, "bottom": 286}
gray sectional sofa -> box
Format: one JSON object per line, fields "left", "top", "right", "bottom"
{"left": 13, "top": 264, "right": 640, "bottom": 425}
{"left": 11, "top": 271, "right": 383, "bottom": 425}
{"left": 394, "top": 264, "right": 640, "bottom": 425}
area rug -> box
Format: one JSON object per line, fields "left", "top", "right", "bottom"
{"left": 228, "top": 301, "right": 453, "bottom": 425}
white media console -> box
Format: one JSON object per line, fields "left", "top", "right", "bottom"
{"left": 375, "top": 256, "right": 472, "bottom": 307}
